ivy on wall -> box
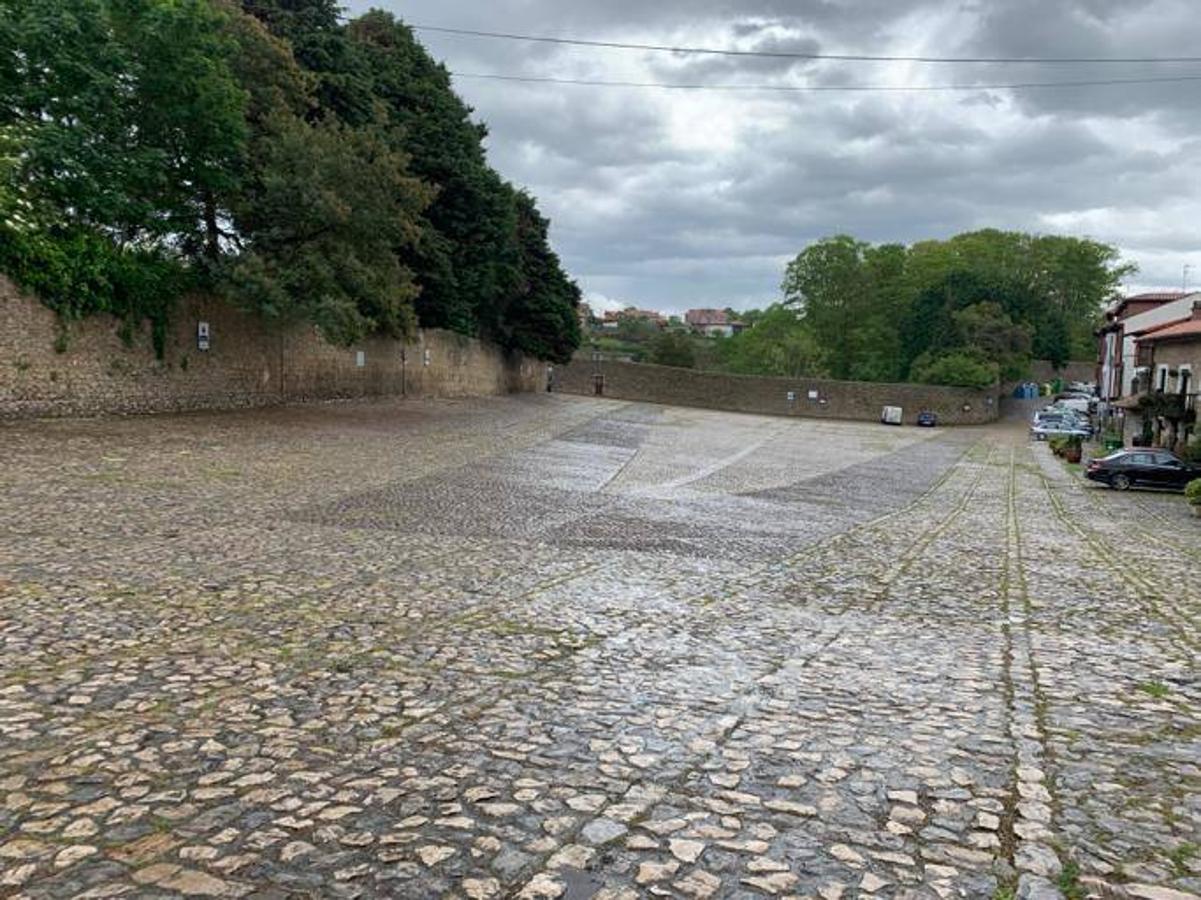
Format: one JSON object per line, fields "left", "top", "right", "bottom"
{"left": 0, "top": 227, "right": 185, "bottom": 358}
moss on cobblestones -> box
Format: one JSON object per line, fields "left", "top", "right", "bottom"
{"left": 1137, "top": 681, "right": 1170, "bottom": 699}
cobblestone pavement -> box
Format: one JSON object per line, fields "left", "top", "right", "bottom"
{"left": 1, "top": 396, "right": 1197, "bottom": 900}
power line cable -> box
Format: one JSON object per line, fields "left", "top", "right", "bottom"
{"left": 415, "top": 24, "right": 1201, "bottom": 65}
{"left": 450, "top": 71, "right": 1201, "bottom": 92}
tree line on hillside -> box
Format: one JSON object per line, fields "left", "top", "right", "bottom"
{"left": 0, "top": 0, "right": 582, "bottom": 362}
{"left": 617, "top": 230, "right": 1131, "bottom": 389}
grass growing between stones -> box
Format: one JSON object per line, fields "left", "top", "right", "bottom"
{"left": 1058, "top": 861, "right": 1086, "bottom": 900}
{"left": 1169, "top": 843, "right": 1198, "bottom": 876}
{"left": 1137, "top": 681, "right": 1170, "bottom": 699}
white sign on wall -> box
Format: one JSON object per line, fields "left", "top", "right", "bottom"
{"left": 356, "top": 350, "right": 366, "bottom": 368}
{"left": 197, "top": 321, "right": 210, "bottom": 351}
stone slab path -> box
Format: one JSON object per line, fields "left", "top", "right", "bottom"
{"left": 0, "top": 396, "right": 1197, "bottom": 899}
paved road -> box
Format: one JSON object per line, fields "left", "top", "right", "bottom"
{"left": 0, "top": 396, "right": 1197, "bottom": 899}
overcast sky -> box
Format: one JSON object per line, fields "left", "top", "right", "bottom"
{"left": 347, "top": 0, "right": 1201, "bottom": 315}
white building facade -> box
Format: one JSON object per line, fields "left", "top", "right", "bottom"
{"left": 1115, "top": 293, "right": 1199, "bottom": 397}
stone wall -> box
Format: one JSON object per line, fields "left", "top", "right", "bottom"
{"left": 0, "top": 276, "right": 541, "bottom": 418}
{"left": 554, "top": 359, "right": 998, "bottom": 425}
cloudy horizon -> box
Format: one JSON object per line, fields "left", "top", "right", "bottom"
{"left": 348, "top": 0, "right": 1201, "bottom": 315}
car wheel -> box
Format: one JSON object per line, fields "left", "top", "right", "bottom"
{"left": 1111, "top": 473, "right": 1131, "bottom": 491}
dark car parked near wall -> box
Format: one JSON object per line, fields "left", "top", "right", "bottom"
{"left": 1085, "top": 450, "right": 1201, "bottom": 491}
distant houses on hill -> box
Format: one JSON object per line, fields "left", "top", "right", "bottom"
{"left": 599, "top": 307, "right": 668, "bottom": 330}
{"left": 591, "top": 305, "right": 746, "bottom": 336}
{"left": 683, "top": 308, "right": 746, "bottom": 337}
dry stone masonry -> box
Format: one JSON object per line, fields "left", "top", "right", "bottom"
{"left": 554, "top": 359, "right": 999, "bottom": 426}
{"left": 0, "top": 276, "right": 541, "bottom": 418}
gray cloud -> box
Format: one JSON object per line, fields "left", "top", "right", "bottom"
{"left": 347, "top": 0, "right": 1201, "bottom": 310}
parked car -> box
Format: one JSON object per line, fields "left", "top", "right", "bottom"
{"left": 1085, "top": 450, "right": 1201, "bottom": 491}
{"left": 1037, "top": 401, "right": 1090, "bottom": 416}
{"left": 916, "top": 411, "right": 938, "bottom": 427}
{"left": 1052, "top": 397, "right": 1092, "bottom": 415}
{"left": 1033, "top": 411, "right": 1090, "bottom": 430}
{"left": 1034, "top": 407, "right": 1089, "bottom": 424}
{"left": 1031, "top": 420, "right": 1090, "bottom": 441}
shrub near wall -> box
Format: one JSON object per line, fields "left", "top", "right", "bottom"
{"left": 0, "top": 277, "right": 541, "bottom": 418}
{"left": 555, "top": 359, "right": 998, "bottom": 425}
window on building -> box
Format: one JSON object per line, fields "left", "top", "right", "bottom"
{"left": 1157, "top": 366, "right": 1168, "bottom": 392}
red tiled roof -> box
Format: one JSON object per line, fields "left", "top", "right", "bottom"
{"left": 1131, "top": 316, "right": 1191, "bottom": 337}
{"left": 1109, "top": 291, "right": 1190, "bottom": 320}
{"left": 1127, "top": 291, "right": 1189, "bottom": 302}
{"left": 1138, "top": 318, "right": 1201, "bottom": 342}
{"left": 685, "top": 308, "right": 731, "bottom": 326}
{"left": 603, "top": 307, "right": 664, "bottom": 321}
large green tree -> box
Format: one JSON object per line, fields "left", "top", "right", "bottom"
{"left": 221, "top": 112, "right": 431, "bottom": 343}
{"left": 241, "top": 0, "right": 374, "bottom": 124}
{"left": 718, "top": 304, "right": 825, "bottom": 378}
{"left": 781, "top": 229, "right": 1131, "bottom": 385}
{"left": 484, "top": 191, "right": 581, "bottom": 363}
{"left": 901, "top": 269, "right": 1037, "bottom": 376}
{"left": 649, "top": 331, "right": 696, "bottom": 369}
{"left": 345, "top": 10, "right": 523, "bottom": 336}
{"left": 909, "top": 350, "right": 999, "bottom": 390}
{"left": 781, "top": 236, "right": 908, "bottom": 381}
{"left": 242, "top": 4, "right": 582, "bottom": 358}
{"left": 2, "top": 0, "right": 580, "bottom": 359}
{"left": 0, "top": 0, "right": 246, "bottom": 251}
{"left": 904, "top": 230, "right": 1132, "bottom": 361}
{"left": 215, "top": 3, "right": 432, "bottom": 343}
{"left": 952, "top": 301, "right": 1032, "bottom": 382}
{"left": 0, "top": 0, "right": 247, "bottom": 342}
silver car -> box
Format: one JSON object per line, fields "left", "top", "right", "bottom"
{"left": 1031, "top": 420, "right": 1090, "bottom": 441}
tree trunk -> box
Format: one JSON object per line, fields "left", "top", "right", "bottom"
{"left": 203, "top": 193, "right": 220, "bottom": 260}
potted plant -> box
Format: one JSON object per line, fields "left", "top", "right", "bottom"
{"left": 1064, "top": 436, "right": 1083, "bottom": 464}
{"left": 1187, "top": 478, "right": 1201, "bottom": 519}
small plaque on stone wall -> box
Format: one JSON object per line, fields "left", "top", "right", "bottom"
{"left": 197, "top": 322, "right": 210, "bottom": 352}
{"left": 356, "top": 351, "right": 366, "bottom": 368}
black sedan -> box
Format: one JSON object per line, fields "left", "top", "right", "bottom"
{"left": 1085, "top": 449, "right": 1201, "bottom": 491}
